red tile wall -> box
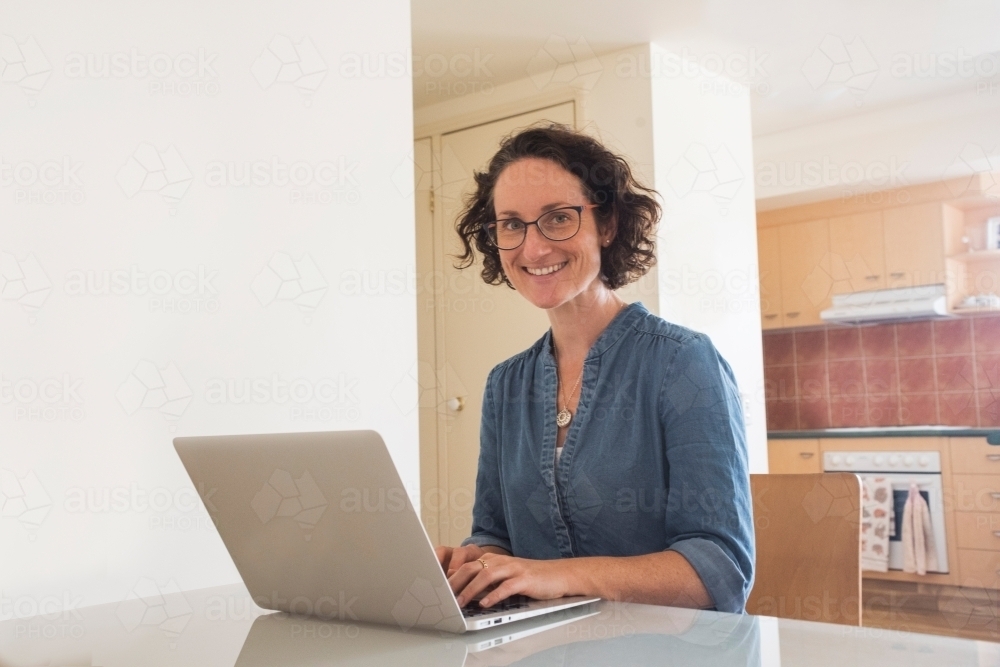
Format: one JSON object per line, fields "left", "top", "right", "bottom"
{"left": 763, "top": 315, "right": 1000, "bottom": 430}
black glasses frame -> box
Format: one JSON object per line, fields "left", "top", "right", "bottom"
{"left": 483, "top": 204, "right": 598, "bottom": 250}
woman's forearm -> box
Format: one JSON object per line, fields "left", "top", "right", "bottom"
{"left": 566, "top": 550, "right": 713, "bottom": 609}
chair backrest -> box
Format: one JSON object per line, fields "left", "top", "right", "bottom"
{"left": 746, "top": 473, "right": 862, "bottom": 626}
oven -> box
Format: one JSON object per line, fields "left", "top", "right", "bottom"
{"left": 824, "top": 451, "right": 949, "bottom": 573}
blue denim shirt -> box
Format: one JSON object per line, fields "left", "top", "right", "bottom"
{"left": 462, "top": 302, "right": 755, "bottom": 613}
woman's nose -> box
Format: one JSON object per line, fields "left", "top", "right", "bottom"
{"left": 520, "top": 224, "right": 552, "bottom": 260}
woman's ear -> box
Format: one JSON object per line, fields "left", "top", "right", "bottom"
{"left": 601, "top": 214, "right": 618, "bottom": 247}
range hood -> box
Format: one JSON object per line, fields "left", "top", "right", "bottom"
{"left": 820, "top": 284, "right": 951, "bottom": 324}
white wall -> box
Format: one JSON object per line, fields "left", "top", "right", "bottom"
{"left": 1, "top": 1, "right": 417, "bottom": 610}
{"left": 646, "top": 44, "right": 768, "bottom": 473}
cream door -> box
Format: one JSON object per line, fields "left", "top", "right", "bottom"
{"left": 430, "top": 102, "right": 575, "bottom": 547}
{"left": 757, "top": 225, "right": 782, "bottom": 329}
{"left": 883, "top": 202, "right": 946, "bottom": 288}
{"left": 829, "top": 211, "right": 886, "bottom": 293}
{"left": 778, "top": 218, "right": 831, "bottom": 327}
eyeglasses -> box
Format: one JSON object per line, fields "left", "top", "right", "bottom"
{"left": 483, "top": 205, "right": 598, "bottom": 250}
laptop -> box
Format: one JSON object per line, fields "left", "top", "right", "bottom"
{"left": 173, "top": 429, "right": 599, "bottom": 633}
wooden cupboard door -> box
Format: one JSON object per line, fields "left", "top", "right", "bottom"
{"left": 955, "top": 512, "right": 1000, "bottom": 550}
{"left": 882, "top": 202, "right": 946, "bottom": 288}
{"left": 951, "top": 438, "right": 1000, "bottom": 474}
{"left": 829, "top": 211, "right": 885, "bottom": 293}
{"left": 768, "top": 439, "right": 821, "bottom": 474}
{"left": 757, "top": 226, "right": 782, "bottom": 329}
{"left": 957, "top": 549, "right": 1000, "bottom": 585}
{"left": 778, "top": 219, "right": 831, "bottom": 327}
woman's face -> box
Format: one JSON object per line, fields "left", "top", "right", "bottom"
{"left": 492, "top": 157, "right": 612, "bottom": 310}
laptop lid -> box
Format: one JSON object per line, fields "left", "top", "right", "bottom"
{"left": 174, "top": 430, "right": 469, "bottom": 633}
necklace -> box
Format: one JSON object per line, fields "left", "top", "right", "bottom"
{"left": 554, "top": 300, "right": 628, "bottom": 428}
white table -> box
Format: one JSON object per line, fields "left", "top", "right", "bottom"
{"left": 1, "top": 583, "right": 996, "bottom": 666}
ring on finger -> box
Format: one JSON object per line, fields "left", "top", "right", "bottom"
{"left": 478, "top": 558, "right": 488, "bottom": 570}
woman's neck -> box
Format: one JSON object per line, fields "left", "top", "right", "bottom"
{"left": 548, "top": 283, "right": 626, "bottom": 363}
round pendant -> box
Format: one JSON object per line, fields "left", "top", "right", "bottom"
{"left": 556, "top": 408, "right": 572, "bottom": 428}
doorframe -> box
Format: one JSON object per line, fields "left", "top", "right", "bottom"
{"left": 414, "top": 88, "right": 585, "bottom": 544}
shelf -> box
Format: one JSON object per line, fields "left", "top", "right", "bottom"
{"left": 948, "top": 249, "right": 1000, "bottom": 262}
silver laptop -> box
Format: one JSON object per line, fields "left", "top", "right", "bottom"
{"left": 173, "top": 430, "right": 598, "bottom": 633}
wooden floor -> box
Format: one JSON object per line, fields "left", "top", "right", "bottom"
{"left": 862, "top": 579, "right": 1000, "bottom": 643}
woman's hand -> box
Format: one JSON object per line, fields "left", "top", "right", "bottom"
{"left": 435, "top": 544, "right": 486, "bottom": 576}
{"left": 447, "top": 553, "right": 579, "bottom": 608}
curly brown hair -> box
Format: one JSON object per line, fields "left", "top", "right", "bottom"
{"left": 454, "top": 123, "right": 660, "bottom": 290}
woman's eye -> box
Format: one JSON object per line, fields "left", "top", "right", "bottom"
{"left": 501, "top": 219, "right": 524, "bottom": 231}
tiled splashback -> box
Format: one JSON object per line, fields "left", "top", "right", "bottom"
{"left": 763, "top": 315, "right": 1000, "bottom": 430}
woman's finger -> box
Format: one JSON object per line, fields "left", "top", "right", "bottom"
{"left": 480, "top": 577, "right": 525, "bottom": 608}
{"left": 455, "top": 558, "right": 511, "bottom": 607}
{"left": 449, "top": 555, "right": 499, "bottom": 597}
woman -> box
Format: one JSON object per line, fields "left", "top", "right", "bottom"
{"left": 434, "top": 124, "right": 754, "bottom": 614}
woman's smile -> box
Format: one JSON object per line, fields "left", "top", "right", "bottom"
{"left": 523, "top": 261, "right": 568, "bottom": 277}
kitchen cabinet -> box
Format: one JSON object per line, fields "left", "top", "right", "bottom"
{"left": 757, "top": 226, "right": 783, "bottom": 329}
{"left": 882, "top": 202, "right": 947, "bottom": 288}
{"left": 767, "top": 439, "right": 820, "bottom": 473}
{"left": 957, "top": 548, "right": 1000, "bottom": 585}
{"left": 829, "top": 211, "right": 886, "bottom": 293}
{"left": 951, "top": 438, "right": 1000, "bottom": 474}
{"left": 777, "top": 218, "right": 830, "bottom": 327}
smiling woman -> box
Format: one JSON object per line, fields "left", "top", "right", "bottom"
{"left": 437, "top": 124, "right": 755, "bottom": 614}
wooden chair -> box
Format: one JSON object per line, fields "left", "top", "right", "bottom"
{"left": 746, "top": 473, "right": 862, "bottom": 626}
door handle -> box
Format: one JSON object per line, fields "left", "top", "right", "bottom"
{"left": 764, "top": 314, "right": 778, "bottom": 320}
{"left": 446, "top": 397, "right": 465, "bottom": 412}
{"left": 865, "top": 275, "right": 880, "bottom": 281}
{"left": 890, "top": 272, "right": 905, "bottom": 278}
{"left": 799, "top": 452, "right": 814, "bottom": 459}
{"left": 786, "top": 312, "right": 800, "bottom": 318}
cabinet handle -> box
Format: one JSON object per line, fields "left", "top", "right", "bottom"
{"left": 786, "top": 312, "right": 800, "bottom": 318}
{"left": 865, "top": 275, "right": 880, "bottom": 281}
{"left": 987, "top": 454, "right": 1000, "bottom": 462}
{"left": 890, "top": 272, "right": 905, "bottom": 278}
{"left": 764, "top": 314, "right": 778, "bottom": 320}
{"left": 799, "top": 452, "right": 814, "bottom": 459}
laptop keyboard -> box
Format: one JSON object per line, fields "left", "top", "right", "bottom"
{"left": 462, "top": 594, "right": 533, "bottom": 618}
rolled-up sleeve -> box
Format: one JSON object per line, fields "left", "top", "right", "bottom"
{"left": 461, "top": 368, "right": 512, "bottom": 553}
{"left": 659, "top": 334, "right": 755, "bottom": 613}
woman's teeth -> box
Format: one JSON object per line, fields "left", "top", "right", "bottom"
{"left": 524, "top": 262, "right": 567, "bottom": 276}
